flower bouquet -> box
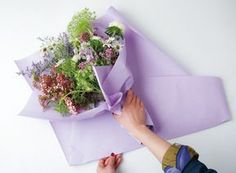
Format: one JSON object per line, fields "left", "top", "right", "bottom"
{"left": 18, "top": 9, "right": 128, "bottom": 116}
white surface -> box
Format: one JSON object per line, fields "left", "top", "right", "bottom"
{"left": 0, "top": 0, "right": 235, "bottom": 172}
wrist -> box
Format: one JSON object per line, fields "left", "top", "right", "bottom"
{"left": 130, "top": 124, "right": 149, "bottom": 138}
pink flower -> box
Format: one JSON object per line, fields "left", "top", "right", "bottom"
{"left": 56, "top": 73, "right": 74, "bottom": 92}
{"left": 78, "top": 62, "right": 87, "bottom": 70}
{"left": 64, "top": 97, "right": 79, "bottom": 115}
{"left": 104, "top": 48, "right": 114, "bottom": 59}
{"left": 39, "top": 74, "right": 55, "bottom": 94}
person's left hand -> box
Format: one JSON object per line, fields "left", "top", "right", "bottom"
{"left": 97, "top": 153, "right": 122, "bottom": 173}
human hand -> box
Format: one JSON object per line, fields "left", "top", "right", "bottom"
{"left": 113, "top": 90, "right": 171, "bottom": 163}
{"left": 113, "top": 89, "right": 147, "bottom": 135}
{"left": 97, "top": 153, "right": 122, "bottom": 173}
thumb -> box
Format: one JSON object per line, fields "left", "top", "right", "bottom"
{"left": 107, "top": 156, "right": 115, "bottom": 167}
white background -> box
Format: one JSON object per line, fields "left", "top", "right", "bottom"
{"left": 0, "top": 0, "right": 235, "bottom": 172}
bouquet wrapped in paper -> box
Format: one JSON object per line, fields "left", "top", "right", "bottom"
{"left": 16, "top": 7, "right": 230, "bottom": 165}
{"left": 16, "top": 8, "right": 153, "bottom": 124}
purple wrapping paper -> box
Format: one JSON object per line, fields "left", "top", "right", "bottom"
{"left": 15, "top": 7, "right": 230, "bottom": 165}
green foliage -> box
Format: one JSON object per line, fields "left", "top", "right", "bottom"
{"left": 74, "top": 66, "right": 102, "bottom": 106}
{"left": 53, "top": 43, "right": 68, "bottom": 61}
{"left": 71, "top": 91, "right": 90, "bottom": 108}
{"left": 72, "top": 65, "right": 103, "bottom": 108}
{"left": 32, "top": 71, "right": 40, "bottom": 82}
{"left": 74, "top": 65, "right": 99, "bottom": 92}
{"left": 56, "top": 58, "right": 100, "bottom": 93}
{"left": 70, "top": 91, "right": 102, "bottom": 108}
{"left": 56, "top": 59, "right": 77, "bottom": 78}
{"left": 95, "top": 57, "right": 109, "bottom": 66}
{"left": 55, "top": 100, "right": 69, "bottom": 114}
{"left": 89, "top": 39, "right": 104, "bottom": 53}
{"left": 105, "top": 26, "right": 124, "bottom": 39}
{"left": 67, "top": 8, "right": 96, "bottom": 46}
{"left": 56, "top": 59, "right": 102, "bottom": 108}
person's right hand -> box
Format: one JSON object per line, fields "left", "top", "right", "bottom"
{"left": 114, "top": 89, "right": 171, "bottom": 163}
{"left": 113, "top": 90, "right": 147, "bottom": 135}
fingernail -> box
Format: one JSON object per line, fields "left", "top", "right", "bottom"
{"left": 111, "top": 152, "right": 115, "bottom": 156}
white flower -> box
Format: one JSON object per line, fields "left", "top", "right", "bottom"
{"left": 107, "top": 37, "right": 116, "bottom": 43}
{"left": 72, "top": 54, "right": 80, "bottom": 62}
{"left": 103, "top": 37, "right": 115, "bottom": 47}
{"left": 73, "top": 48, "right": 79, "bottom": 55}
{"left": 55, "top": 59, "right": 65, "bottom": 67}
{"left": 80, "top": 42, "right": 90, "bottom": 49}
{"left": 104, "top": 36, "right": 123, "bottom": 50}
{"left": 91, "top": 36, "right": 102, "bottom": 41}
{"left": 109, "top": 21, "right": 125, "bottom": 33}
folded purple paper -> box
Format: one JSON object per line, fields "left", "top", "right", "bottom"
{"left": 15, "top": 6, "right": 230, "bottom": 165}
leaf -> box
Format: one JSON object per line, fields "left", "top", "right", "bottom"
{"left": 56, "top": 59, "right": 77, "bottom": 78}
{"left": 89, "top": 39, "right": 104, "bottom": 53}
{"left": 55, "top": 100, "right": 69, "bottom": 115}
{"left": 105, "top": 26, "right": 123, "bottom": 39}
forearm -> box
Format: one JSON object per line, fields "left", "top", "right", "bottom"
{"left": 114, "top": 90, "right": 216, "bottom": 172}
{"left": 131, "top": 125, "right": 171, "bottom": 162}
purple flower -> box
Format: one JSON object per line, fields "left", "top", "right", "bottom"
{"left": 79, "top": 45, "right": 95, "bottom": 62}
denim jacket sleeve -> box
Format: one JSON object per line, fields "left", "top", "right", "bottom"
{"left": 162, "top": 144, "right": 217, "bottom": 173}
